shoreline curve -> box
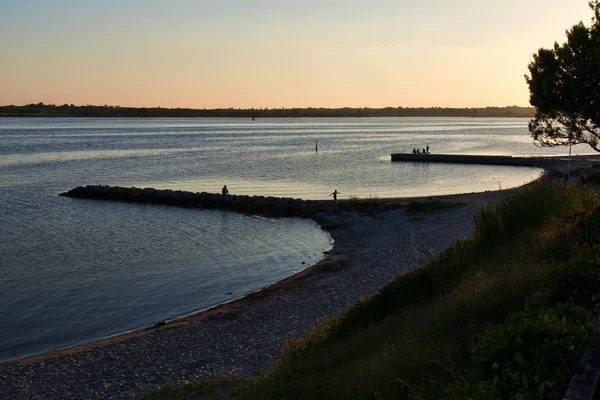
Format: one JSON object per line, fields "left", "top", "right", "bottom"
{"left": 0, "top": 172, "right": 572, "bottom": 399}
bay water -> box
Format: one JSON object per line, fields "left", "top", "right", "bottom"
{"left": 0, "top": 117, "right": 582, "bottom": 362}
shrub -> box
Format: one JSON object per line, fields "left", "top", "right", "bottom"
{"left": 447, "top": 302, "right": 597, "bottom": 400}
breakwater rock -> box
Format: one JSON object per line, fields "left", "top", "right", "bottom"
{"left": 60, "top": 186, "right": 339, "bottom": 218}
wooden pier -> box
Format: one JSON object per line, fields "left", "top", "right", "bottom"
{"left": 390, "top": 153, "right": 568, "bottom": 168}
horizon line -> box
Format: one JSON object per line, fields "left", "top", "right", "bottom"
{"left": 1, "top": 103, "right": 534, "bottom": 110}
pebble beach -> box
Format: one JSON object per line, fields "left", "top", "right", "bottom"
{"left": 0, "top": 190, "right": 510, "bottom": 399}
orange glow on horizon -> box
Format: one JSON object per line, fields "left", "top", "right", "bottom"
{"left": 0, "top": 1, "right": 591, "bottom": 109}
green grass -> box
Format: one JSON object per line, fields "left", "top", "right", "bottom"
{"left": 143, "top": 179, "right": 599, "bottom": 400}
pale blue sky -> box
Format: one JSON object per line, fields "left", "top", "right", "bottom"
{"left": 0, "top": 0, "right": 592, "bottom": 108}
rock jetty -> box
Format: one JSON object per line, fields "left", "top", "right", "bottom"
{"left": 60, "top": 185, "right": 339, "bottom": 218}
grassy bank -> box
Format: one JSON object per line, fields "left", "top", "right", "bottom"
{"left": 144, "top": 179, "right": 599, "bottom": 400}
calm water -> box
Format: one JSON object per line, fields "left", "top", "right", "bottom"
{"left": 0, "top": 117, "right": 585, "bottom": 362}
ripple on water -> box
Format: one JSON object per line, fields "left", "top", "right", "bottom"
{"left": 0, "top": 197, "right": 332, "bottom": 362}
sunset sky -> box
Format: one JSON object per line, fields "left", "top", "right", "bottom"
{"left": 0, "top": 0, "right": 592, "bottom": 108}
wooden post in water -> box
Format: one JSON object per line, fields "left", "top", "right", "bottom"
{"left": 316, "top": 139, "right": 318, "bottom": 153}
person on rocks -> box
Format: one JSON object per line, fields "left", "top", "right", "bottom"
{"left": 426, "top": 145, "right": 430, "bottom": 153}
{"left": 329, "top": 189, "right": 339, "bottom": 201}
{"left": 221, "top": 185, "right": 229, "bottom": 195}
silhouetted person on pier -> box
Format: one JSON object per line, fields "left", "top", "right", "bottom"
{"left": 329, "top": 190, "right": 339, "bottom": 201}
{"left": 412, "top": 148, "right": 416, "bottom": 154}
{"left": 426, "top": 145, "right": 429, "bottom": 153}
{"left": 423, "top": 147, "right": 426, "bottom": 154}
{"left": 222, "top": 185, "right": 229, "bottom": 195}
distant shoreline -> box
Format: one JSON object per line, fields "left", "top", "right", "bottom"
{"left": 0, "top": 104, "right": 535, "bottom": 119}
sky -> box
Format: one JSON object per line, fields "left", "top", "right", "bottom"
{"left": 0, "top": 0, "right": 594, "bottom": 108}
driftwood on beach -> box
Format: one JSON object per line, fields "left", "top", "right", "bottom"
{"left": 60, "top": 185, "right": 339, "bottom": 218}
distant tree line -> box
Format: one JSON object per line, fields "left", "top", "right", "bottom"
{"left": 0, "top": 103, "right": 535, "bottom": 118}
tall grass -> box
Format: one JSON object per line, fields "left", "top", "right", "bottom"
{"left": 239, "top": 179, "right": 597, "bottom": 399}
{"left": 472, "top": 179, "right": 593, "bottom": 249}
{"left": 143, "top": 179, "right": 598, "bottom": 400}
{"left": 320, "top": 180, "right": 596, "bottom": 344}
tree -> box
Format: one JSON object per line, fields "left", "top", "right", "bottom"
{"left": 526, "top": 1, "right": 600, "bottom": 151}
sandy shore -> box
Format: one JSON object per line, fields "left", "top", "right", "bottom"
{"left": 0, "top": 185, "right": 521, "bottom": 399}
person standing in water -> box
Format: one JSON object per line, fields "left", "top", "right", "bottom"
{"left": 329, "top": 189, "right": 339, "bottom": 201}
{"left": 221, "top": 185, "right": 229, "bottom": 195}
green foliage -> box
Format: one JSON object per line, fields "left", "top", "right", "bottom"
{"left": 447, "top": 302, "right": 596, "bottom": 400}
{"left": 526, "top": 1, "right": 600, "bottom": 151}
{"left": 546, "top": 244, "right": 600, "bottom": 306}
{"left": 446, "top": 209, "right": 600, "bottom": 400}
{"left": 578, "top": 203, "right": 600, "bottom": 243}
